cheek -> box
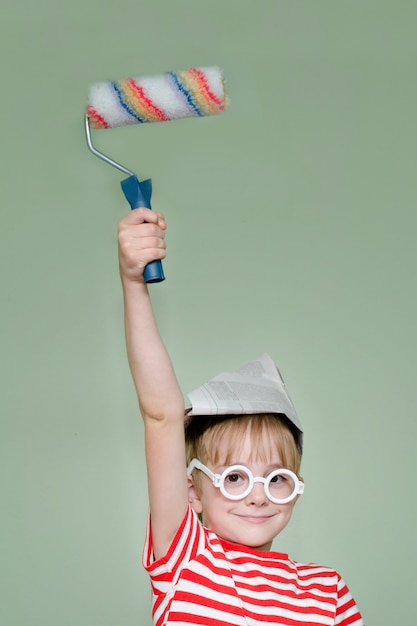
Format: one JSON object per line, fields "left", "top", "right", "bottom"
{"left": 279, "top": 502, "right": 297, "bottom": 522}
{"left": 201, "top": 504, "right": 223, "bottom": 530}
{"left": 199, "top": 486, "right": 227, "bottom": 517}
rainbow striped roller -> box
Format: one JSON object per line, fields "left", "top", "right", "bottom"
{"left": 87, "top": 66, "right": 228, "bottom": 129}
{"left": 85, "top": 66, "right": 229, "bottom": 284}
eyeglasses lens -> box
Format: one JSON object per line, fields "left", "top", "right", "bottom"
{"left": 267, "top": 470, "right": 296, "bottom": 500}
{"left": 222, "top": 468, "right": 251, "bottom": 496}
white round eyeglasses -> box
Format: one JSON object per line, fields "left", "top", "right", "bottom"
{"left": 187, "top": 458, "right": 304, "bottom": 504}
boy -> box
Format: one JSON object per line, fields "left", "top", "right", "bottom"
{"left": 118, "top": 207, "right": 364, "bottom": 625}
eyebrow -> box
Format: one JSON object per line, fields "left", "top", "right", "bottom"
{"left": 215, "top": 462, "right": 285, "bottom": 472}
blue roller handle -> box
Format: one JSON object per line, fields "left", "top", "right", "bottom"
{"left": 120, "top": 175, "right": 165, "bottom": 283}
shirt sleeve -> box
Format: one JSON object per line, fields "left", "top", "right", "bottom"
{"left": 335, "top": 574, "right": 365, "bottom": 625}
{"left": 142, "top": 504, "right": 206, "bottom": 597}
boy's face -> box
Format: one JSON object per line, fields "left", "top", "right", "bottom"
{"left": 189, "top": 429, "right": 300, "bottom": 552}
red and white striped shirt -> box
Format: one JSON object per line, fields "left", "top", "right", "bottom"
{"left": 143, "top": 506, "right": 364, "bottom": 626}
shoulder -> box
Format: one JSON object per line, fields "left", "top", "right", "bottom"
{"left": 290, "top": 559, "right": 342, "bottom": 577}
{"left": 143, "top": 505, "right": 213, "bottom": 572}
{"left": 289, "top": 561, "right": 364, "bottom": 624}
{"left": 288, "top": 559, "right": 349, "bottom": 590}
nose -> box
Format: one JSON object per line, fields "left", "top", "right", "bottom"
{"left": 245, "top": 480, "right": 268, "bottom": 506}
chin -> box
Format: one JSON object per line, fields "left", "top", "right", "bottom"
{"left": 232, "top": 529, "right": 275, "bottom": 552}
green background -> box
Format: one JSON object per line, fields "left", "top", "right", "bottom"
{"left": 1, "top": 1, "right": 416, "bottom": 624}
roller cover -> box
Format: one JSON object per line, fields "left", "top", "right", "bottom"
{"left": 87, "top": 66, "right": 228, "bottom": 129}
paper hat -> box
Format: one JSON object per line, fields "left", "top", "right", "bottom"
{"left": 185, "top": 353, "right": 303, "bottom": 454}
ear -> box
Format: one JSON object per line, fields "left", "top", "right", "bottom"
{"left": 188, "top": 475, "right": 203, "bottom": 514}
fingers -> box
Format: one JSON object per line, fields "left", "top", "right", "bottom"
{"left": 118, "top": 210, "right": 166, "bottom": 244}
{"left": 119, "top": 207, "right": 166, "bottom": 229}
{"left": 118, "top": 208, "right": 167, "bottom": 283}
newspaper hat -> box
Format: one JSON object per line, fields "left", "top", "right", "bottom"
{"left": 185, "top": 353, "right": 303, "bottom": 454}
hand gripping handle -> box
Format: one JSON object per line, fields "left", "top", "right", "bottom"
{"left": 120, "top": 175, "right": 165, "bottom": 283}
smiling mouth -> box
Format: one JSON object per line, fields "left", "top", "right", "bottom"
{"left": 237, "top": 515, "right": 273, "bottom": 524}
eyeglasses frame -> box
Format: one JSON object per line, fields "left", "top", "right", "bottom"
{"left": 187, "top": 458, "right": 304, "bottom": 504}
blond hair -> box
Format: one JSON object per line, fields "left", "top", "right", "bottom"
{"left": 185, "top": 413, "right": 301, "bottom": 491}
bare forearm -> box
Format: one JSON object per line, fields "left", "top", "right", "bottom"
{"left": 122, "top": 278, "right": 184, "bottom": 421}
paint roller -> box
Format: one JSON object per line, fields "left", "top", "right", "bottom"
{"left": 85, "top": 66, "right": 229, "bottom": 282}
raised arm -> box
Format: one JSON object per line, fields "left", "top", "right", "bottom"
{"left": 118, "top": 208, "right": 188, "bottom": 559}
